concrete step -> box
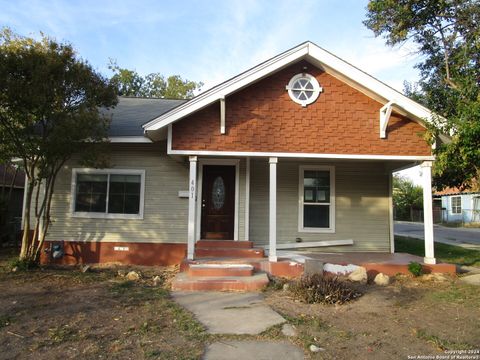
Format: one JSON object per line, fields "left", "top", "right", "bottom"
{"left": 188, "top": 263, "right": 254, "bottom": 277}
{"left": 171, "top": 272, "right": 269, "bottom": 292}
{"left": 196, "top": 240, "right": 254, "bottom": 249}
{"left": 180, "top": 258, "right": 304, "bottom": 278}
{"left": 195, "top": 247, "right": 265, "bottom": 259}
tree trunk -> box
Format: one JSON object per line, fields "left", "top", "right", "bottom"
{"left": 19, "top": 179, "right": 34, "bottom": 260}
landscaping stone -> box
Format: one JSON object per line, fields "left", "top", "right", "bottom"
{"left": 348, "top": 266, "right": 367, "bottom": 283}
{"left": 459, "top": 265, "right": 480, "bottom": 274}
{"left": 374, "top": 273, "right": 390, "bottom": 286}
{"left": 281, "top": 323, "right": 297, "bottom": 337}
{"left": 126, "top": 271, "right": 141, "bottom": 281}
{"left": 152, "top": 275, "right": 161, "bottom": 286}
{"left": 459, "top": 274, "right": 480, "bottom": 286}
{"left": 204, "top": 340, "right": 304, "bottom": 360}
{"left": 422, "top": 273, "right": 448, "bottom": 282}
{"left": 282, "top": 283, "right": 290, "bottom": 292}
{"left": 304, "top": 259, "right": 324, "bottom": 275}
{"left": 310, "top": 344, "right": 325, "bottom": 353}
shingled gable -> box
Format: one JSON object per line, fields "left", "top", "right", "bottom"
{"left": 143, "top": 41, "right": 434, "bottom": 134}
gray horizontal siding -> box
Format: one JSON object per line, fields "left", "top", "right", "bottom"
{"left": 249, "top": 159, "right": 390, "bottom": 252}
{"left": 48, "top": 143, "right": 189, "bottom": 243}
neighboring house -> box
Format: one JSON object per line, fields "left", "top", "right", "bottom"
{"left": 434, "top": 188, "right": 480, "bottom": 224}
{"left": 38, "top": 42, "right": 439, "bottom": 266}
{"left": 0, "top": 164, "right": 25, "bottom": 242}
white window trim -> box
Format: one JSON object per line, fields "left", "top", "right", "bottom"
{"left": 70, "top": 168, "right": 145, "bottom": 220}
{"left": 451, "top": 196, "right": 462, "bottom": 215}
{"left": 286, "top": 73, "right": 323, "bottom": 107}
{"left": 298, "top": 165, "right": 335, "bottom": 233}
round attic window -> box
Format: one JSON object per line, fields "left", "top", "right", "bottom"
{"left": 286, "top": 73, "right": 322, "bottom": 107}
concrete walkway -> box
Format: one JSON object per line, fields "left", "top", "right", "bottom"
{"left": 171, "top": 292, "right": 285, "bottom": 334}
{"left": 171, "top": 292, "right": 305, "bottom": 359}
{"left": 203, "top": 340, "right": 304, "bottom": 360}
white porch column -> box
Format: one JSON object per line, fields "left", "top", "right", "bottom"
{"left": 421, "top": 161, "right": 436, "bottom": 264}
{"left": 244, "top": 157, "right": 250, "bottom": 241}
{"left": 269, "top": 157, "right": 277, "bottom": 262}
{"left": 187, "top": 156, "right": 197, "bottom": 260}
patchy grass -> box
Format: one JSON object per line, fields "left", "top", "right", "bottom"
{"left": 0, "top": 249, "right": 208, "bottom": 360}
{"left": 427, "top": 284, "right": 480, "bottom": 307}
{"left": 48, "top": 324, "right": 76, "bottom": 344}
{"left": 395, "top": 235, "right": 480, "bottom": 266}
{"left": 415, "top": 328, "right": 473, "bottom": 351}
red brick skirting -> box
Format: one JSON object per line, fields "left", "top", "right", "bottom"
{"left": 41, "top": 241, "right": 187, "bottom": 266}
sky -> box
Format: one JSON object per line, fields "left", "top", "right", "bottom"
{"left": 0, "top": 0, "right": 424, "bottom": 184}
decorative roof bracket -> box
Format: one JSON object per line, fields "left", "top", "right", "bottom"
{"left": 380, "top": 101, "right": 394, "bottom": 138}
{"left": 220, "top": 97, "right": 226, "bottom": 134}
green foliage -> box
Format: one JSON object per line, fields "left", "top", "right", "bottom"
{"left": 290, "top": 274, "right": 362, "bottom": 305}
{"left": 0, "top": 27, "right": 117, "bottom": 263}
{"left": 395, "top": 235, "right": 480, "bottom": 266}
{"left": 408, "top": 261, "right": 423, "bottom": 277}
{"left": 393, "top": 175, "right": 423, "bottom": 221}
{"left": 108, "top": 59, "right": 203, "bottom": 99}
{"left": 48, "top": 325, "right": 76, "bottom": 343}
{"left": 9, "top": 257, "right": 38, "bottom": 271}
{"left": 364, "top": 0, "right": 480, "bottom": 190}
{"left": 415, "top": 328, "right": 472, "bottom": 350}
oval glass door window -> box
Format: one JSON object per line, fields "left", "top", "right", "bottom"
{"left": 212, "top": 176, "right": 225, "bottom": 210}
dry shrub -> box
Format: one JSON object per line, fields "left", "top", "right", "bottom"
{"left": 291, "top": 273, "right": 362, "bottom": 305}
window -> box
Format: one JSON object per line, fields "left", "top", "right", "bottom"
{"left": 451, "top": 196, "right": 462, "bottom": 214}
{"left": 71, "top": 169, "right": 145, "bottom": 219}
{"left": 286, "top": 73, "right": 323, "bottom": 107}
{"left": 299, "top": 165, "right": 335, "bottom": 232}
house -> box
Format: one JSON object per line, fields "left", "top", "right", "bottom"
{"left": 39, "top": 41, "right": 439, "bottom": 269}
{"left": 434, "top": 187, "right": 480, "bottom": 224}
{"left": 0, "top": 164, "right": 25, "bottom": 243}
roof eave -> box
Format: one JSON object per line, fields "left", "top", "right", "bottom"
{"left": 144, "top": 41, "right": 435, "bottom": 132}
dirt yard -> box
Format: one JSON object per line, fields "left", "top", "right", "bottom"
{"left": 0, "top": 249, "right": 479, "bottom": 359}
{"left": 264, "top": 276, "right": 480, "bottom": 359}
{"left": 0, "top": 252, "right": 206, "bottom": 360}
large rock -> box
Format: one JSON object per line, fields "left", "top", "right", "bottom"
{"left": 460, "top": 274, "right": 480, "bottom": 286}
{"left": 126, "top": 271, "right": 141, "bottom": 281}
{"left": 374, "top": 273, "right": 390, "bottom": 286}
{"left": 348, "top": 267, "right": 367, "bottom": 283}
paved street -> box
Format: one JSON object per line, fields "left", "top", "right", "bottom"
{"left": 394, "top": 221, "right": 480, "bottom": 248}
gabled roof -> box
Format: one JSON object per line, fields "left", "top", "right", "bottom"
{"left": 103, "top": 97, "right": 186, "bottom": 137}
{"left": 143, "top": 41, "right": 435, "bottom": 132}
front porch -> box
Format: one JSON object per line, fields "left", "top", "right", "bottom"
{"left": 185, "top": 155, "right": 438, "bottom": 265}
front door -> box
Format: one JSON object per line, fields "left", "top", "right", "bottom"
{"left": 201, "top": 165, "right": 235, "bottom": 240}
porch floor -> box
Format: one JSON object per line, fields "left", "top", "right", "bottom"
{"left": 277, "top": 251, "right": 457, "bottom": 275}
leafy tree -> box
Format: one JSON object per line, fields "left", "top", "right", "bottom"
{"left": 393, "top": 175, "right": 424, "bottom": 221}
{"left": 364, "top": 0, "right": 480, "bottom": 190}
{"left": 0, "top": 28, "right": 117, "bottom": 264}
{"left": 108, "top": 60, "right": 203, "bottom": 99}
